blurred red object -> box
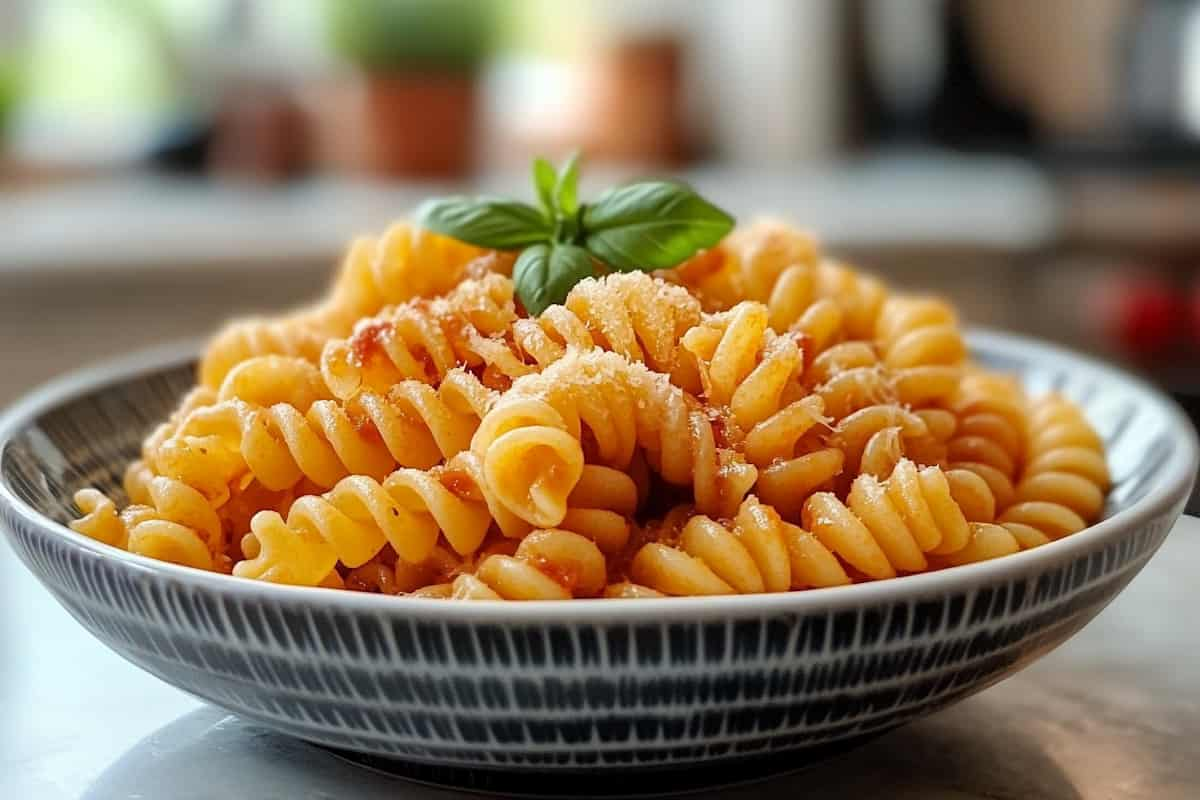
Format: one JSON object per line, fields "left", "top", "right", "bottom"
{"left": 1192, "top": 278, "right": 1200, "bottom": 351}
{"left": 1089, "top": 272, "right": 1184, "bottom": 357}
{"left": 210, "top": 83, "right": 309, "bottom": 182}
{"left": 359, "top": 75, "right": 477, "bottom": 178}
{"left": 575, "top": 36, "right": 687, "bottom": 166}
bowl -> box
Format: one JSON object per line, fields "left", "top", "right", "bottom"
{"left": 1, "top": 331, "right": 1196, "bottom": 796}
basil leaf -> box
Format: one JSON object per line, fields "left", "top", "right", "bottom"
{"left": 513, "top": 243, "right": 594, "bottom": 316}
{"left": 532, "top": 158, "right": 557, "bottom": 218}
{"left": 417, "top": 196, "right": 551, "bottom": 249}
{"left": 582, "top": 181, "right": 734, "bottom": 271}
{"left": 555, "top": 151, "right": 581, "bottom": 217}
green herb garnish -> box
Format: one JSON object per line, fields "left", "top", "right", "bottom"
{"left": 417, "top": 154, "right": 735, "bottom": 315}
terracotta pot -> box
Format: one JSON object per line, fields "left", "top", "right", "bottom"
{"left": 313, "top": 73, "right": 478, "bottom": 179}
{"left": 578, "top": 37, "right": 687, "bottom": 166}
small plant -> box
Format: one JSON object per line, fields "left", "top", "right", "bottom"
{"left": 0, "top": 56, "right": 23, "bottom": 144}
{"left": 419, "top": 154, "right": 735, "bottom": 314}
{"left": 327, "top": 0, "right": 494, "bottom": 74}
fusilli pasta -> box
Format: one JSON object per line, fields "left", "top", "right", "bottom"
{"left": 67, "top": 217, "right": 1111, "bottom": 599}
{"left": 623, "top": 496, "right": 850, "bottom": 596}
{"left": 999, "top": 394, "right": 1109, "bottom": 540}
{"left": 471, "top": 350, "right": 758, "bottom": 525}
{"left": 450, "top": 529, "right": 607, "bottom": 600}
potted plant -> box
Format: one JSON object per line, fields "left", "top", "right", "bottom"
{"left": 319, "top": 0, "right": 494, "bottom": 178}
{"left": 0, "top": 56, "right": 22, "bottom": 159}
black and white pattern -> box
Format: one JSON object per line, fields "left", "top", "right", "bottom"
{"left": 0, "top": 333, "right": 1195, "bottom": 789}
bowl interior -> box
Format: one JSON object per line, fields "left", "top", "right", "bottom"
{"left": 0, "top": 332, "right": 1192, "bottom": 549}
{"left": 3, "top": 358, "right": 194, "bottom": 525}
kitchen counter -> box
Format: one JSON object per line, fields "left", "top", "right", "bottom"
{"left": 2, "top": 516, "right": 1197, "bottom": 800}
{"left": 0, "top": 156, "right": 1055, "bottom": 277}
{"left": 0, "top": 157, "right": 1056, "bottom": 411}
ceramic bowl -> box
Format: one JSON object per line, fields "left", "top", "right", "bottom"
{"left": 1, "top": 332, "right": 1195, "bottom": 796}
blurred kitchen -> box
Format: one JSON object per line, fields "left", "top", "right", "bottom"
{"left": 0, "top": 0, "right": 1198, "bottom": 507}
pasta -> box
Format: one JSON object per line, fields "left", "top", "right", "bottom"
{"left": 999, "top": 394, "right": 1110, "bottom": 540}
{"left": 621, "top": 496, "right": 850, "bottom": 596}
{"left": 325, "top": 223, "right": 505, "bottom": 321}
{"left": 801, "top": 459, "right": 974, "bottom": 579}
{"left": 450, "top": 529, "right": 607, "bottom": 600}
{"left": 470, "top": 349, "right": 759, "bottom": 524}
{"left": 321, "top": 270, "right": 703, "bottom": 405}
{"left": 557, "top": 464, "right": 638, "bottom": 554}
{"left": 68, "top": 216, "right": 1112, "bottom": 598}
{"left": 154, "top": 355, "right": 500, "bottom": 503}
{"left": 199, "top": 225, "right": 500, "bottom": 390}
{"left": 943, "top": 371, "right": 1029, "bottom": 511}
{"left": 236, "top": 460, "right": 496, "bottom": 586}
{"left": 675, "top": 234, "right": 965, "bottom": 440}
{"left": 72, "top": 476, "right": 223, "bottom": 571}
{"left": 199, "top": 312, "right": 341, "bottom": 393}
{"left": 320, "top": 273, "right": 521, "bottom": 399}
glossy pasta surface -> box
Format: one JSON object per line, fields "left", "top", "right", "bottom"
{"left": 69, "top": 221, "right": 1109, "bottom": 599}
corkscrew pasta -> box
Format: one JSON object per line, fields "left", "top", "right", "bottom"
{"left": 999, "top": 394, "right": 1110, "bottom": 540}
{"left": 623, "top": 496, "right": 850, "bottom": 596}
{"left": 68, "top": 218, "right": 1111, "bottom": 598}
{"left": 451, "top": 529, "right": 608, "bottom": 600}
{"left": 198, "top": 225, "right": 497, "bottom": 390}
{"left": 471, "top": 349, "right": 758, "bottom": 524}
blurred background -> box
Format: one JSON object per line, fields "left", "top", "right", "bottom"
{"left": 0, "top": 0, "right": 1197, "bottom": 508}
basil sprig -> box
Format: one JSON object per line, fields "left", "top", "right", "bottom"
{"left": 417, "top": 155, "right": 734, "bottom": 315}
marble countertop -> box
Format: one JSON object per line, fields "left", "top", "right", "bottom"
{"left": 2, "top": 516, "right": 1196, "bottom": 800}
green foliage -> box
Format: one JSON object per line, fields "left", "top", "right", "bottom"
{"left": 419, "top": 154, "right": 735, "bottom": 315}
{"left": 327, "top": 0, "right": 495, "bottom": 73}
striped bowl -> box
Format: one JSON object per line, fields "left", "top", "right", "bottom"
{"left": 1, "top": 331, "right": 1196, "bottom": 796}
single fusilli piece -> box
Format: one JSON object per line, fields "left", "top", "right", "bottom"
{"left": 235, "top": 459, "right": 496, "bottom": 586}
{"left": 154, "top": 356, "right": 340, "bottom": 499}
{"left": 71, "top": 477, "right": 223, "bottom": 571}
{"left": 668, "top": 220, "right": 821, "bottom": 313}
{"left": 199, "top": 310, "right": 343, "bottom": 391}
{"left": 874, "top": 295, "right": 966, "bottom": 376}
{"left": 680, "top": 301, "right": 805, "bottom": 429}
{"left": 999, "top": 394, "right": 1109, "bottom": 542}
{"left": 325, "top": 223, "right": 503, "bottom": 321}
{"left": 526, "top": 272, "right": 702, "bottom": 379}
{"left": 943, "top": 371, "right": 1030, "bottom": 512}
{"left": 471, "top": 350, "right": 758, "bottom": 526}
{"left": 621, "top": 496, "right": 850, "bottom": 596}
{"left": 199, "top": 225, "right": 501, "bottom": 390}
{"left": 321, "top": 273, "right": 521, "bottom": 399}
{"left": 556, "top": 464, "right": 638, "bottom": 555}
{"left": 136, "top": 386, "right": 220, "bottom": 478}
{"left": 449, "top": 529, "right": 608, "bottom": 600}
{"left": 801, "top": 458, "right": 979, "bottom": 580}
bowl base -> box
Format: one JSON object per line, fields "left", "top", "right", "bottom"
{"left": 322, "top": 732, "right": 888, "bottom": 798}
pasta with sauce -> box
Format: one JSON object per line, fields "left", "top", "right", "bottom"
{"left": 69, "top": 217, "right": 1110, "bottom": 599}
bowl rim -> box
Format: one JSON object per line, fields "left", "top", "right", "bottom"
{"left": 1, "top": 330, "right": 1196, "bottom": 623}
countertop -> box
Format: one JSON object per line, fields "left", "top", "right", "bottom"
{"left": 0, "top": 156, "right": 1055, "bottom": 277}
{"left": 1, "top": 516, "right": 1197, "bottom": 800}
